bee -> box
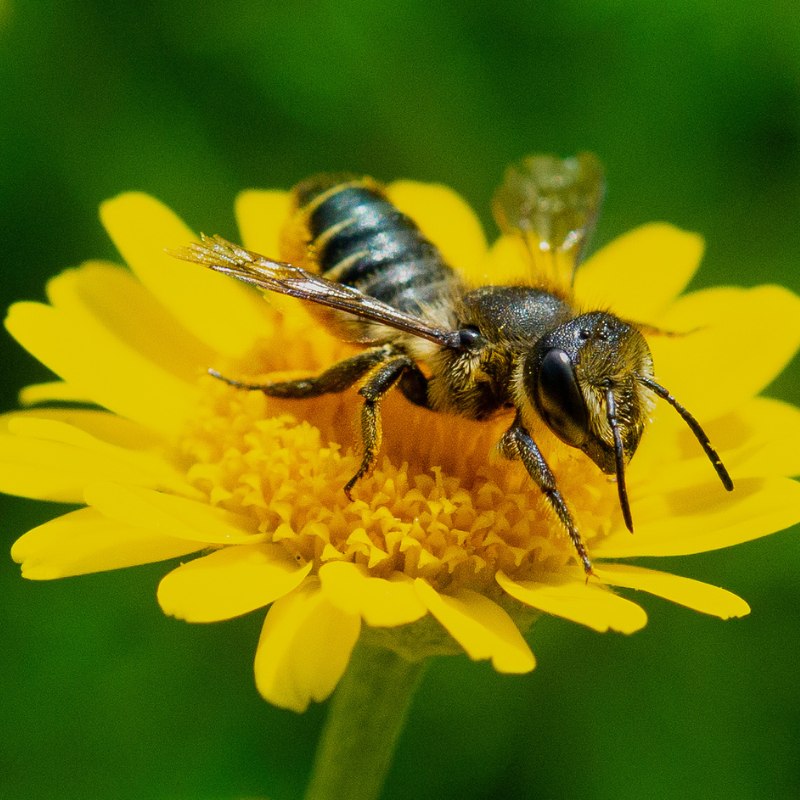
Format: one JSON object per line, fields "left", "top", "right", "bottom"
{"left": 175, "top": 153, "right": 733, "bottom": 574}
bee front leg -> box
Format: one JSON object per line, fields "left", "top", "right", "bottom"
{"left": 345, "top": 353, "right": 419, "bottom": 498}
{"left": 498, "top": 413, "right": 593, "bottom": 575}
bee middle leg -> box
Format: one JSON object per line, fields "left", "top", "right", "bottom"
{"left": 211, "top": 346, "right": 429, "bottom": 498}
{"left": 498, "top": 413, "right": 593, "bottom": 575}
{"left": 345, "top": 352, "right": 428, "bottom": 497}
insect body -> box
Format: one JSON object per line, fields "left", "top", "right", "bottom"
{"left": 177, "top": 154, "right": 733, "bottom": 574}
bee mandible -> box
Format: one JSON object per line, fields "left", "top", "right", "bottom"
{"left": 175, "top": 154, "right": 733, "bottom": 574}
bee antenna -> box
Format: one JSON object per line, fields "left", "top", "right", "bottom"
{"left": 605, "top": 385, "right": 634, "bottom": 533}
{"left": 639, "top": 376, "right": 734, "bottom": 492}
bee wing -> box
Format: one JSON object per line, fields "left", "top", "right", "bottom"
{"left": 173, "top": 235, "right": 463, "bottom": 349}
{"left": 491, "top": 152, "right": 605, "bottom": 289}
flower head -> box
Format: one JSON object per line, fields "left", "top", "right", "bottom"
{"left": 6, "top": 179, "right": 800, "bottom": 712}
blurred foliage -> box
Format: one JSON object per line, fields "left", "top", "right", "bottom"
{"left": 1, "top": 1, "right": 799, "bottom": 799}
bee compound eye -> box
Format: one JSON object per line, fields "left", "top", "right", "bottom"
{"left": 534, "top": 348, "right": 590, "bottom": 448}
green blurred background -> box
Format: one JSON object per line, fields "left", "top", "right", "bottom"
{"left": 2, "top": 1, "right": 799, "bottom": 798}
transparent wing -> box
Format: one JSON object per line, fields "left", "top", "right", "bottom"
{"left": 492, "top": 152, "right": 605, "bottom": 289}
{"left": 173, "top": 235, "right": 463, "bottom": 349}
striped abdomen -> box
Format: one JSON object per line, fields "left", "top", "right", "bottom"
{"left": 288, "top": 176, "right": 461, "bottom": 318}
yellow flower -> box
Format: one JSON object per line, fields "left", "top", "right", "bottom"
{"left": 6, "top": 181, "right": 800, "bottom": 713}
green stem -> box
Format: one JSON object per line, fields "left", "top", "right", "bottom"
{"left": 303, "top": 640, "right": 427, "bottom": 800}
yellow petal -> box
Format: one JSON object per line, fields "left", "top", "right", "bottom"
{"left": 700, "top": 398, "right": 800, "bottom": 482}
{"left": 624, "top": 410, "right": 727, "bottom": 497}
{"left": 496, "top": 570, "right": 648, "bottom": 633}
{"left": 596, "top": 476, "right": 800, "bottom": 557}
{"left": 45, "top": 262, "right": 217, "bottom": 383}
{"left": 481, "top": 235, "right": 536, "bottom": 286}
{"left": 649, "top": 285, "right": 800, "bottom": 418}
{"left": 319, "top": 561, "right": 427, "bottom": 627}
{"left": 414, "top": 578, "right": 535, "bottom": 673}
{"left": 157, "top": 544, "right": 312, "bottom": 622}
{"left": 100, "top": 192, "right": 269, "bottom": 358}
{"left": 634, "top": 395, "right": 800, "bottom": 497}
{"left": 9, "top": 413, "right": 196, "bottom": 493}
{"left": 254, "top": 579, "right": 361, "bottom": 712}
{"left": 5, "top": 301, "right": 195, "bottom": 436}
{"left": 626, "top": 394, "right": 800, "bottom": 501}
{"left": 386, "top": 180, "right": 488, "bottom": 281}
{"left": 0, "top": 412, "right": 191, "bottom": 503}
{"left": 19, "top": 381, "right": 94, "bottom": 406}
{"left": 592, "top": 564, "right": 750, "bottom": 619}
{"left": 5, "top": 407, "right": 163, "bottom": 451}
{"left": 11, "top": 507, "right": 206, "bottom": 579}
{"left": 575, "top": 223, "right": 704, "bottom": 320}
{"left": 84, "top": 482, "right": 260, "bottom": 544}
{"left": 234, "top": 189, "right": 292, "bottom": 255}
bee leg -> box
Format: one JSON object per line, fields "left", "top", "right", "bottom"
{"left": 344, "top": 353, "right": 419, "bottom": 498}
{"left": 498, "top": 414, "right": 594, "bottom": 576}
{"left": 210, "top": 347, "right": 392, "bottom": 398}
{"left": 397, "top": 364, "right": 431, "bottom": 409}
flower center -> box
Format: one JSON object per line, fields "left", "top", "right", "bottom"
{"left": 180, "top": 312, "right": 620, "bottom": 595}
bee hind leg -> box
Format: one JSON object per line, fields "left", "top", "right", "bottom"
{"left": 209, "top": 347, "right": 392, "bottom": 399}
{"left": 498, "top": 413, "right": 594, "bottom": 576}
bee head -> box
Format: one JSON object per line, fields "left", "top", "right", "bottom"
{"left": 521, "top": 312, "right": 654, "bottom": 530}
{"left": 523, "top": 312, "right": 653, "bottom": 463}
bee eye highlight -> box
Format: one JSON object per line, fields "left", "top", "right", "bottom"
{"left": 533, "top": 348, "right": 590, "bottom": 447}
